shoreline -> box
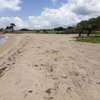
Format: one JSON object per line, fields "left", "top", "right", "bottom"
{"left": 0, "top": 34, "right": 18, "bottom": 56}
{"left": 0, "top": 35, "right": 9, "bottom": 45}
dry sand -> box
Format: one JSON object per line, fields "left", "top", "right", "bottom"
{"left": 0, "top": 34, "right": 100, "bottom": 100}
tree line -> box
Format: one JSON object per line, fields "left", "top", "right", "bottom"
{"left": 76, "top": 16, "right": 100, "bottom": 36}
{"left": 53, "top": 16, "right": 100, "bottom": 36}
{"left": 0, "top": 16, "right": 100, "bottom": 36}
{"left": 0, "top": 23, "right": 16, "bottom": 33}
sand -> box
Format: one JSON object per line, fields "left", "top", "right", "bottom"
{"left": 0, "top": 34, "right": 100, "bottom": 100}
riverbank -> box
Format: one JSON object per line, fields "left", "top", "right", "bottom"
{"left": 0, "top": 34, "right": 18, "bottom": 56}
{"left": 0, "top": 35, "right": 9, "bottom": 45}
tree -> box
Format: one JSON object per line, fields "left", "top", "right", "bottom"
{"left": 87, "top": 18, "right": 97, "bottom": 36}
{"left": 6, "top": 26, "right": 10, "bottom": 32}
{"left": 86, "top": 17, "right": 100, "bottom": 36}
{"left": 54, "top": 27, "right": 65, "bottom": 31}
{"left": 67, "top": 26, "right": 73, "bottom": 30}
{"left": 0, "top": 28, "right": 3, "bottom": 32}
{"left": 95, "top": 16, "right": 100, "bottom": 30}
{"left": 76, "top": 16, "right": 100, "bottom": 36}
{"left": 76, "top": 20, "right": 88, "bottom": 37}
{"left": 10, "top": 23, "right": 16, "bottom": 32}
{"left": 20, "top": 28, "right": 30, "bottom": 31}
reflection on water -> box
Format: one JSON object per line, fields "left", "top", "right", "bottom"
{"left": 0, "top": 36, "right": 9, "bottom": 45}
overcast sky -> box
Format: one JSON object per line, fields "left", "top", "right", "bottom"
{"left": 0, "top": 0, "right": 100, "bottom": 29}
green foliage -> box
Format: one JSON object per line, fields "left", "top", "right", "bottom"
{"left": 43, "top": 30, "right": 48, "bottom": 33}
{"left": 36, "top": 30, "right": 40, "bottom": 33}
{"left": 76, "top": 20, "right": 87, "bottom": 29}
{"left": 57, "top": 29, "right": 78, "bottom": 34}
{"left": 19, "top": 28, "right": 31, "bottom": 31}
{"left": 77, "top": 37, "right": 100, "bottom": 43}
{"left": 76, "top": 16, "right": 100, "bottom": 36}
{"left": 54, "top": 27, "right": 66, "bottom": 31}
{"left": 15, "top": 30, "right": 36, "bottom": 34}
{"left": 67, "top": 26, "right": 74, "bottom": 30}
{"left": 5, "top": 23, "right": 16, "bottom": 33}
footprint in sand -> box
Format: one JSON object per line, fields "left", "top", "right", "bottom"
{"left": 0, "top": 67, "right": 7, "bottom": 77}
{"left": 67, "top": 87, "right": 72, "bottom": 93}
{"left": 24, "top": 90, "right": 33, "bottom": 97}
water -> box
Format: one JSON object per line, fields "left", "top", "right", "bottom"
{"left": 0, "top": 36, "right": 9, "bottom": 45}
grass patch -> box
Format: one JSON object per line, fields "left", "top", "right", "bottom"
{"left": 77, "top": 36, "right": 100, "bottom": 43}
{"left": 15, "top": 30, "right": 36, "bottom": 34}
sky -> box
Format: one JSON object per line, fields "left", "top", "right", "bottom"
{"left": 0, "top": 0, "right": 100, "bottom": 29}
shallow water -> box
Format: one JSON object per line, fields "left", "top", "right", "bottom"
{"left": 0, "top": 36, "right": 9, "bottom": 45}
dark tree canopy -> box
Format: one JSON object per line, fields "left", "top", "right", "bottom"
{"left": 54, "top": 27, "right": 65, "bottom": 31}
{"left": 19, "top": 28, "right": 30, "bottom": 31}
{"left": 67, "top": 26, "right": 74, "bottom": 30}
{"left": 76, "top": 16, "right": 100, "bottom": 36}
{"left": 5, "top": 23, "right": 16, "bottom": 32}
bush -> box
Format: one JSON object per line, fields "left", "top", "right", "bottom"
{"left": 59, "top": 29, "right": 78, "bottom": 34}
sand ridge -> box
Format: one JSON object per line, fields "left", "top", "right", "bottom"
{"left": 0, "top": 34, "right": 100, "bottom": 100}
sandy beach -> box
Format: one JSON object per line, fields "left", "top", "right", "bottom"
{"left": 0, "top": 34, "right": 100, "bottom": 100}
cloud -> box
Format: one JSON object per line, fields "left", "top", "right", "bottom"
{"left": 28, "top": 8, "right": 79, "bottom": 29}
{"left": 67, "top": 0, "right": 100, "bottom": 16}
{"left": 51, "top": 0, "right": 58, "bottom": 4}
{"left": 27, "top": 0, "right": 100, "bottom": 29}
{"left": 28, "top": 16, "right": 50, "bottom": 29}
{"left": 0, "top": 17, "right": 28, "bottom": 29}
{"left": 0, "top": 0, "right": 100, "bottom": 29}
{"left": 0, "top": 0, "right": 21, "bottom": 11}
